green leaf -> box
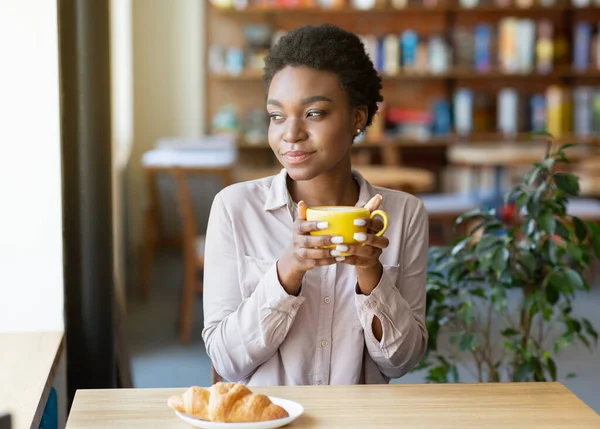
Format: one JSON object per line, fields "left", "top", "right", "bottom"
{"left": 578, "top": 333, "right": 592, "bottom": 350}
{"left": 546, "top": 356, "right": 557, "bottom": 381}
{"left": 458, "top": 301, "right": 474, "bottom": 326}
{"left": 555, "top": 222, "right": 571, "bottom": 241}
{"left": 566, "top": 242, "right": 584, "bottom": 263}
{"left": 586, "top": 221, "right": 600, "bottom": 259}
{"left": 470, "top": 287, "right": 486, "bottom": 298}
{"left": 456, "top": 208, "right": 490, "bottom": 225}
{"left": 459, "top": 333, "right": 479, "bottom": 352}
{"left": 557, "top": 142, "right": 581, "bottom": 152}
{"left": 492, "top": 247, "right": 510, "bottom": 272}
{"left": 515, "top": 362, "right": 532, "bottom": 381}
{"left": 501, "top": 328, "right": 520, "bottom": 337}
{"left": 554, "top": 173, "right": 580, "bottom": 195}
{"left": 566, "top": 372, "right": 577, "bottom": 379}
{"left": 515, "top": 192, "right": 530, "bottom": 211}
{"left": 545, "top": 283, "right": 560, "bottom": 304}
{"left": 573, "top": 217, "right": 587, "bottom": 242}
{"left": 519, "top": 251, "right": 537, "bottom": 274}
{"left": 525, "top": 219, "right": 536, "bottom": 237}
{"left": 540, "top": 157, "right": 555, "bottom": 171}
{"left": 542, "top": 239, "right": 558, "bottom": 264}
{"left": 563, "top": 269, "right": 585, "bottom": 292}
{"left": 582, "top": 318, "right": 599, "bottom": 343}
{"left": 567, "top": 319, "right": 582, "bottom": 334}
{"left": 451, "top": 236, "right": 473, "bottom": 256}
{"left": 538, "top": 211, "right": 556, "bottom": 235}
{"left": 530, "top": 130, "right": 554, "bottom": 138}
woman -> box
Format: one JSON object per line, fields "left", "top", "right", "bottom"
{"left": 202, "top": 24, "right": 428, "bottom": 386}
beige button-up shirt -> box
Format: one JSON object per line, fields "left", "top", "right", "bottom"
{"left": 202, "top": 168, "right": 428, "bottom": 386}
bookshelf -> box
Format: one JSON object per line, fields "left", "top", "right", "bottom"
{"left": 206, "top": 1, "right": 600, "bottom": 189}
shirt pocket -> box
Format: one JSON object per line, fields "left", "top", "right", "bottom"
{"left": 239, "top": 255, "right": 276, "bottom": 298}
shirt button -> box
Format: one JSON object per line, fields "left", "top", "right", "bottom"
{"left": 368, "top": 301, "right": 377, "bottom": 309}
{"left": 292, "top": 302, "right": 300, "bottom": 309}
{"left": 324, "top": 297, "right": 331, "bottom": 304}
{"left": 321, "top": 340, "right": 329, "bottom": 347}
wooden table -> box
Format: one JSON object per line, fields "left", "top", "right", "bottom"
{"left": 65, "top": 382, "right": 599, "bottom": 428}
{"left": 0, "top": 332, "right": 64, "bottom": 429}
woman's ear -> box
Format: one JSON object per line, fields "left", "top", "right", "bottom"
{"left": 353, "top": 105, "right": 368, "bottom": 134}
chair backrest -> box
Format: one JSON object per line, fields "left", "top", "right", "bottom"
{"left": 171, "top": 167, "right": 233, "bottom": 256}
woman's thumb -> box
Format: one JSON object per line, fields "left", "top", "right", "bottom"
{"left": 297, "top": 200, "right": 307, "bottom": 220}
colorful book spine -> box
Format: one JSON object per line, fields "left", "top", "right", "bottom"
{"left": 474, "top": 24, "right": 491, "bottom": 73}
{"left": 454, "top": 89, "right": 474, "bottom": 136}
{"left": 546, "top": 86, "right": 572, "bottom": 138}
{"left": 429, "top": 36, "right": 449, "bottom": 74}
{"left": 573, "top": 22, "right": 592, "bottom": 71}
{"left": 498, "top": 88, "right": 519, "bottom": 136}
{"left": 376, "top": 37, "right": 385, "bottom": 72}
{"left": 574, "top": 87, "right": 594, "bottom": 137}
{"left": 530, "top": 94, "right": 547, "bottom": 132}
{"left": 499, "top": 18, "right": 518, "bottom": 73}
{"left": 401, "top": 31, "right": 419, "bottom": 70}
{"left": 433, "top": 99, "right": 452, "bottom": 135}
{"left": 536, "top": 20, "right": 554, "bottom": 74}
{"left": 517, "top": 19, "right": 535, "bottom": 73}
{"left": 383, "top": 35, "right": 400, "bottom": 76}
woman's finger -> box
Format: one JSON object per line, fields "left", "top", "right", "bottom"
{"left": 301, "top": 257, "right": 339, "bottom": 269}
{"left": 295, "top": 234, "right": 344, "bottom": 248}
{"left": 354, "top": 217, "right": 385, "bottom": 232}
{"left": 353, "top": 232, "right": 389, "bottom": 249}
{"left": 297, "top": 200, "right": 308, "bottom": 221}
{"left": 363, "top": 194, "right": 382, "bottom": 212}
{"left": 339, "top": 243, "right": 382, "bottom": 259}
{"left": 295, "top": 247, "right": 338, "bottom": 260}
{"left": 295, "top": 220, "right": 329, "bottom": 234}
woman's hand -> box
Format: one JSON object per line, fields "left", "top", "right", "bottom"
{"left": 340, "top": 194, "right": 389, "bottom": 295}
{"left": 277, "top": 201, "right": 343, "bottom": 295}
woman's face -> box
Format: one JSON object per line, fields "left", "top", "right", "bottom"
{"left": 266, "top": 65, "right": 367, "bottom": 181}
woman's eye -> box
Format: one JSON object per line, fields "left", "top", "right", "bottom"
{"left": 269, "top": 114, "right": 284, "bottom": 122}
{"left": 307, "top": 110, "right": 324, "bottom": 118}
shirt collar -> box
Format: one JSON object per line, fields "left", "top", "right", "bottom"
{"left": 263, "top": 168, "right": 375, "bottom": 215}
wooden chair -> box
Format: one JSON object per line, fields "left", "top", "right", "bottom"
{"left": 171, "top": 167, "right": 233, "bottom": 345}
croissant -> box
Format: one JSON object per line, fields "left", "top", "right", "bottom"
{"left": 167, "top": 382, "right": 289, "bottom": 423}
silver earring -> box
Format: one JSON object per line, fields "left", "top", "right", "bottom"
{"left": 356, "top": 128, "right": 361, "bottom": 135}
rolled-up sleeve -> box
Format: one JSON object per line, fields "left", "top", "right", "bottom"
{"left": 202, "top": 194, "right": 304, "bottom": 383}
{"left": 355, "top": 200, "right": 429, "bottom": 379}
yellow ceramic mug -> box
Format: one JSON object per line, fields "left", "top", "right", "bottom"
{"left": 306, "top": 206, "right": 389, "bottom": 256}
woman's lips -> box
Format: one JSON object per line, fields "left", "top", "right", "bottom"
{"left": 282, "top": 150, "right": 315, "bottom": 164}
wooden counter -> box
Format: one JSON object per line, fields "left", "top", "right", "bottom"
{"left": 66, "top": 382, "right": 600, "bottom": 428}
{"left": 0, "top": 332, "right": 64, "bottom": 429}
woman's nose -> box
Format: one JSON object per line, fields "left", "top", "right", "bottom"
{"left": 283, "top": 118, "right": 307, "bottom": 143}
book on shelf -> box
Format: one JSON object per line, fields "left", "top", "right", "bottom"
{"left": 546, "top": 86, "right": 572, "bottom": 138}
{"left": 573, "top": 21, "right": 592, "bottom": 72}
{"left": 454, "top": 89, "right": 474, "bottom": 136}
{"left": 536, "top": 20, "right": 554, "bottom": 74}
{"left": 574, "top": 87, "right": 594, "bottom": 137}
{"left": 498, "top": 88, "right": 519, "bottom": 136}
{"left": 474, "top": 24, "right": 492, "bottom": 73}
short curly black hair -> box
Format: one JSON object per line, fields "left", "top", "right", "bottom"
{"left": 263, "top": 24, "right": 383, "bottom": 128}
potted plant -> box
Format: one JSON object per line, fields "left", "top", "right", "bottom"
{"left": 417, "top": 141, "right": 600, "bottom": 383}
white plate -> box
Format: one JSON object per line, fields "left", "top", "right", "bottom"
{"left": 174, "top": 396, "right": 304, "bottom": 429}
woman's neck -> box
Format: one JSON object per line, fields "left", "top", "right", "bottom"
{"left": 287, "top": 156, "right": 359, "bottom": 207}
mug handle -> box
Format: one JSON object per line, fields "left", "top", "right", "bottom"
{"left": 370, "top": 210, "right": 389, "bottom": 237}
